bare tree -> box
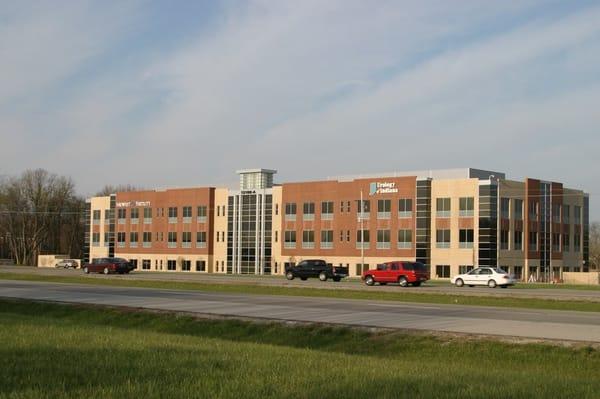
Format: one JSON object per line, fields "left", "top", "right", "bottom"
{"left": 0, "top": 169, "right": 82, "bottom": 265}
{"left": 590, "top": 222, "right": 600, "bottom": 270}
{"left": 95, "top": 184, "right": 140, "bottom": 196}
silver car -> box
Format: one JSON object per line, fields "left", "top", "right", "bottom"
{"left": 55, "top": 259, "right": 79, "bottom": 269}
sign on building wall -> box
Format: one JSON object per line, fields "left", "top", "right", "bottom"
{"left": 116, "top": 201, "right": 151, "bottom": 208}
{"left": 369, "top": 182, "right": 399, "bottom": 195}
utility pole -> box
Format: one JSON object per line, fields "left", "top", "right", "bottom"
{"left": 360, "top": 189, "right": 364, "bottom": 270}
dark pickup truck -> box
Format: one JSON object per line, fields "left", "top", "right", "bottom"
{"left": 285, "top": 259, "right": 348, "bottom": 282}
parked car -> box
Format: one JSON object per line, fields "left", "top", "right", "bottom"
{"left": 361, "top": 261, "right": 429, "bottom": 287}
{"left": 451, "top": 267, "right": 516, "bottom": 288}
{"left": 55, "top": 259, "right": 79, "bottom": 269}
{"left": 285, "top": 259, "right": 349, "bottom": 281}
{"left": 82, "top": 258, "right": 134, "bottom": 275}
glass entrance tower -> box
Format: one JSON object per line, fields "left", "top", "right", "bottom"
{"left": 227, "top": 169, "right": 276, "bottom": 274}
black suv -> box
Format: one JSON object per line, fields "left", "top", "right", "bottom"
{"left": 285, "top": 259, "right": 349, "bottom": 282}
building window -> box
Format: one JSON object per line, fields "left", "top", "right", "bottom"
{"left": 436, "top": 265, "right": 450, "bottom": 278}
{"left": 398, "top": 199, "right": 412, "bottom": 218}
{"left": 552, "top": 205, "right": 561, "bottom": 223}
{"left": 459, "top": 197, "right": 474, "bottom": 217}
{"left": 356, "top": 230, "right": 370, "bottom": 249}
{"left": 167, "top": 260, "right": 176, "bottom": 271}
{"left": 459, "top": 229, "right": 474, "bottom": 249}
{"left": 92, "top": 232, "right": 100, "bottom": 246}
{"left": 181, "top": 260, "right": 191, "bottom": 271}
{"left": 436, "top": 198, "right": 451, "bottom": 218}
{"left": 552, "top": 233, "right": 561, "bottom": 252}
{"left": 275, "top": 204, "right": 279, "bottom": 216}
{"left": 574, "top": 232, "right": 581, "bottom": 252}
{"left": 143, "top": 232, "right": 151, "bottom": 248}
{"left": 563, "top": 205, "right": 570, "bottom": 224}
{"left": 92, "top": 210, "right": 101, "bottom": 225}
{"left": 513, "top": 199, "right": 523, "bottom": 220}
{"left": 302, "top": 230, "right": 315, "bottom": 249}
{"left": 376, "top": 229, "right": 391, "bottom": 249}
{"left": 104, "top": 232, "right": 110, "bottom": 247}
{"left": 500, "top": 198, "right": 510, "bottom": 219}
{"left": 142, "top": 259, "right": 151, "bottom": 270}
{"left": 130, "top": 232, "right": 138, "bottom": 248}
{"left": 182, "top": 232, "right": 192, "bottom": 248}
{"left": 529, "top": 231, "right": 538, "bottom": 251}
{"left": 285, "top": 203, "right": 297, "bottom": 221}
{"left": 514, "top": 231, "right": 523, "bottom": 251}
{"left": 563, "top": 233, "right": 570, "bottom": 252}
{"left": 104, "top": 209, "right": 111, "bottom": 223}
{"left": 303, "top": 202, "right": 315, "bottom": 221}
{"left": 197, "top": 206, "right": 207, "bottom": 223}
{"left": 143, "top": 207, "right": 152, "bottom": 224}
{"left": 130, "top": 208, "right": 139, "bottom": 224}
{"left": 196, "top": 260, "right": 206, "bottom": 272}
{"left": 117, "top": 232, "right": 126, "bottom": 248}
{"left": 118, "top": 208, "right": 126, "bottom": 224}
{"left": 129, "top": 259, "right": 138, "bottom": 270}
{"left": 356, "top": 263, "right": 369, "bottom": 276}
{"left": 274, "top": 231, "right": 278, "bottom": 243}
{"left": 574, "top": 206, "right": 581, "bottom": 224}
{"left": 168, "top": 207, "right": 178, "bottom": 223}
{"left": 459, "top": 265, "right": 474, "bottom": 274}
{"left": 377, "top": 200, "right": 391, "bottom": 219}
{"left": 436, "top": 229, "right": 450, "bottom": 248}
{"left": 320, "top": 230, "right": 333, "bottom": 249}
{"left": 500, "top": 230, "right": 509, "bottom": 250}
{"left": 284, "top": 230, "right": 296, "bottom": 249}
{"left": 321, "top": 201, "right": 334, "bottom": 220}
{"left": 183, "top": 206, "right": 192, "bottom": 223}
{"left": 528, "top": 201, "right": 538, "bottom": 220}
{"left": 168, "top": 232, "right": 177, "bottom": 248}
{"left": 356, "top": 200, "right": 370, "bottom": 220}
{"left": 196, "top": 231, "right": 207, "bottom": 248}
{"left": 397, "top": 229, "right": 412, "bottom": 249}
{"left": 346, "top": 230, "right": 350, "bottom": 242}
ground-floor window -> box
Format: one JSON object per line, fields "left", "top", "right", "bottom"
{"left": 142, "top": 259, "right": 151, "bottom": 270}
{"left": 129, "top": 259, "right": 138, "bottom": 269}
{"left": 274, "top": 262, "right": 278, "bottom": 274}
{"left": 356, "top": 264, "right": 369, "bottom": 276}
{"left": 182, "top": 260, "right": 191, "bottom": 271}
{"left": 167, "top": 260, "right": 176, "bottom": 271}
{"left": 514, "top": 266, "right": 523, "bottom": 279}
{"left": 196, "top": 260, "right": 206, "bottom": 272}
{"left": 436, "top": 265, "right": 450, "bottom": 278}
{"left": 458, "top": 265, "right": 473, "bottom": 274}
{"left": 574, "top": 267, "right": 580, "bottom": 272}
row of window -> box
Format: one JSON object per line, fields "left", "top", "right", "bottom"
{"left": 131, "top": 259, "right": 207, "bottom": 271}
{"left": 93, "top": 206, "right": 211, "bottom": 224}
{"left": 523, "top": 231, "right": 582, "bottom": 252}
{"left": 281, "top": 229, "right": 414, "bottom": 250}
{"left": 284, "top": 199, "right": 414, "bottom": 220}
{"left": 525, "top": 201, "right": 582, "bottom": 224}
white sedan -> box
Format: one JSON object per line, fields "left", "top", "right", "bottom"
{"left": 451, "top": 267, "right": 516, "bottom": 288}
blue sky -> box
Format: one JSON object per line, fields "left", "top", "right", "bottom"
{"left": 1, "top": 1, "right": 599, "bottom": 218}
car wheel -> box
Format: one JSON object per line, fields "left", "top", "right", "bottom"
{"left": 83, "top": 267, "right": 89, "bottom": 274}
{"left": 488, "top": 279, "right": 497, "bottom": 288}
{"left": 285, "top": 271, "right": 294, "bottom": 280}
{"left": 455, "top": 278, "right": 464, "bottom": 287}
{"left": 398, "top": 276, "right": 408, "bottom": 287}
{"left": 319, "top": 272, "right": 328, "bottom": 282}
{"left": 103, "top": 267, "right": 109, "bottom": 275}
{"left": 365, "top": 275, "right": 375, "bottom": 286}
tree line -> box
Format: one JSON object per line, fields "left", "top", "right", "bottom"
{"left": 0, "top": 169, "right": 138, "bottom": 266}
{"left": 0, "top": 168, "right": 599, "bottom": 269}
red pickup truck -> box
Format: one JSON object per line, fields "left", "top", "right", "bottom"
{"left": 361, "top": 261, "right": 429, "bottom": 287}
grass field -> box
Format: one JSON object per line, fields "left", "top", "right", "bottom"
{"left": 1, "top": 271, "right": 600, "bottom": 313}
{"left": 0, "top": 299, "right": 598, "bottom": 399}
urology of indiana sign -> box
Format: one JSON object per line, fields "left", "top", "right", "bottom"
{"left": 369, "top": 182, "right": 399, "bottom": 195}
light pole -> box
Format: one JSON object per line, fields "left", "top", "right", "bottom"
{"left": 360, "top": 189, "right": 364, "bottom": 270}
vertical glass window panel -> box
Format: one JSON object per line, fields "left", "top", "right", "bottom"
{"left": 436, "top": 198, "right": 451, "bottom": 217}
{"left": 320, "top": 230, "right": 333, "bottom": 249}
{"left": 436, "top": 265, "right": 450, "bottom": 278}
{"left": 563, "top": 205, "right": 570, "bottom": 224}
{"left": 552, "top": 233, "right": 561, "bottom": 251}
{"left": 459, "top": 229, "right": 474, "bottom": 248}
{"left": 574, "top": 206, "right": 581, "bottom": 224}
{"left": 377, "top": 200, "right": 391, "bottom": 219}
{"left": 436, "top": 229, "right": 450, "bottom": 248}
{"left": 302, "top": 230, "right": 315, "bottom": 249}
{"left": 376, "top": 229, "right": 390, "bottom": 249}
{"left": 356, "top": 200, "right": 370, "bottom": 219}
{"left": 500, "top": 230, "right": 509, "bottom": 250}
{"left": 285, "top": 203, "right": 297, "bottom": 221}
{"left": 459, "top": 197, "right": 474, "bottom": 217}
{"left": 397, "top": 229, "right": 412, "bottom": 249}
{"left": 513, "top": 199, "right": 523, "bottom": 220}
{"left": 552, "top": 204, "right": 561, "bottom": 223}
{"left": 563, "top": 233, "right": 570, "bottom": 251}
{"left": 398, "top": 198, "right": 413, "bottom": 218}
{"left": 500, "top": 198, "right": 510, "bottom": 219}
{"left": 356, "top": 230, "right": 370, "bottom": 249}
{"left": 321, "top": 201, "right": 334, "bottom": 220}
{"left": 284, "top": 231, "right": 296, "bottom": 248}
{"left": 303, "top": 202, "right": 315, "bottom": 221}
{"left": 92, "top": 210, "right": 101, "bottom": 224}
{"left": 529, "top": 232, "right": 538, "bottom": 251}
{"left": 514, "top": 231, "right": 523, "bottom": 251}
{"left": 529, "top": 202, "right": 538, "bottom": 219}
{"left": 168, "top": 232, "right": 177, "bottom": 248}
{"left": 130, "top": 208, "right": 139, "bottom": 219}
{"left": 168, "top": 207, "right": 178, "bottom": 223}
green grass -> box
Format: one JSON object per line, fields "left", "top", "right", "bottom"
{"left": 0, "top": 299, "right": 598, "bottom": 399}
{"left": 2, "top": 272, "right": 600, "bottom": 312}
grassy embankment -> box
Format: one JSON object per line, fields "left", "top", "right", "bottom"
{"left": 1, "top": 299, "right": 599, "bottom": 399}
{"left": 1, "top": 272, "right": 600, "bottom": 312}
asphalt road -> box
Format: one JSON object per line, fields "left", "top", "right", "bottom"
{"left": 1, "top": 279, "right": 600, "bottom": 343}
{"left": 2, "top": 265, "right": 600, "bottom": 302}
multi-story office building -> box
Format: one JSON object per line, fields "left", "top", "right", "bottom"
{"left": 85, "top": 168, "right": 589, "bottom": 280}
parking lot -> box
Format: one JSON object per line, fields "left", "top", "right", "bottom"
{"left": 2, "top": 265, "right": 599, "bottom": 302}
